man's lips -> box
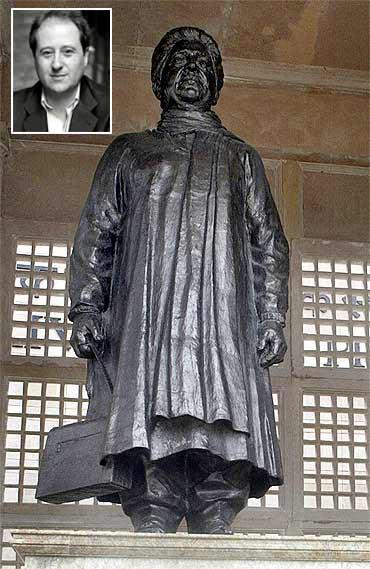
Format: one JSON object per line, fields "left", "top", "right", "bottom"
{"left": 50, "top": 74, "right": 68, "bottom": 80}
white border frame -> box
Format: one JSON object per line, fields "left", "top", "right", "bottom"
{"left": 10, "top": 7, "right": 113, "bottom": 135}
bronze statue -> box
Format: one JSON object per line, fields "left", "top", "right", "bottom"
{"left": 69, "top": 27, "right": 289, "bottom": 534}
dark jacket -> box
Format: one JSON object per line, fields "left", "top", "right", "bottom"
{"left": 13, "top": 75, "right": 110, "bottom": 133}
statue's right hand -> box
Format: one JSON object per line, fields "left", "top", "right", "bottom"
{"left": 70, "top": 313, "right": 104, "bottom": 359}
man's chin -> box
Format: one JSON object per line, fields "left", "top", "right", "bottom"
{"left": 44, "top": 82, "right": 76, "bottom": 96}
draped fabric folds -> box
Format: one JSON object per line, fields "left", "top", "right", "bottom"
{"left": 69, "top": 110, "right": 289, "bottom": 500}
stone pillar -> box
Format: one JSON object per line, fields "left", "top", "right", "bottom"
{"left": 11, "top": 529, "right": 370, "bottom": 569}
{"left": 0, "top": 121, "right": 9, "bottom": 208}
{"left": 0, "top": 122, "right": 9, "bottom": 362}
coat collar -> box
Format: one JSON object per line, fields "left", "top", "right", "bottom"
{"left": 156, "top": 108, "right": 245, "bottom": 145}
{"left": 23, "top": 82, "right": 47, "bottom": 132}
{"left": 157, "top": 108, "right": 223, "bottom": 135}
{"left": 23, "top": 77, "right": 99, "bottom": 132}
{"left": 69, "top": 77, "right": 99, "bottom": 132}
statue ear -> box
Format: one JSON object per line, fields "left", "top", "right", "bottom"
{"left": 159, "top": 83, "right": 170, "bottom": 109}
{"left": 211, "top": 91, "right": 219, "bottom": 106}
{"left": 210, "top": 79, "right": 220, "bottom": 106}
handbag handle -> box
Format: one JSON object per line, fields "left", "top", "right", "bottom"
{"left": 85, "top": 333, "right": 114, "bottom": 394}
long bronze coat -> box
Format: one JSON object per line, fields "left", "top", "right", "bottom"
{"left": 69, "top": 110, "right": 289, "bottom": 499}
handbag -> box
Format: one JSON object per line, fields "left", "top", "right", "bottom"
{"left": 36, "top": 340, "right": 129, "bottom": 504}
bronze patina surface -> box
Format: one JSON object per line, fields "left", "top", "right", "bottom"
{"left": 68, "top": 26, "right": 289, "bottom": 534}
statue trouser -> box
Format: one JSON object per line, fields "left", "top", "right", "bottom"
{"left": 119, "top": 450, "right": 252, "bottom": 534}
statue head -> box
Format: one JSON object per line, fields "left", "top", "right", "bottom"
{"left": 151, "top": 27, "right": 224, "bottom": 111}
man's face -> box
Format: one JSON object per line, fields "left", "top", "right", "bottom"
{"left": 34, "top": 17, "right": 88, "bottom": 98}
{"left": 162, "top": 40, "right": 215, "bottom": 110}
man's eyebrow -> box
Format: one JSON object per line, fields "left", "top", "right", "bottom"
{"left": 39, "top": 45, "right": 78, "bottom": 51}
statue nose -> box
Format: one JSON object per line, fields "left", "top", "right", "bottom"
{"left": 187, "top": 61, "right": 197, "bottom": 71}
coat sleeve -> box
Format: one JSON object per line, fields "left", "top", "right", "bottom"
{"left": 68, "top": 136, "right": 128, "bottom": 320}
{"left": 246, "top": 148, "right": 289, "bottom": 326}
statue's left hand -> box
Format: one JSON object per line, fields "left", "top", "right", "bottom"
{"left": 257, "top": 320, "right": 287, "bottom": 368}
{"left": 70, "top": 313, "right": 104, "bottom": 359}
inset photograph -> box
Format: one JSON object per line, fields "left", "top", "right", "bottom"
{"left": 11, "top": 8, "right": 111, "bottom": 134}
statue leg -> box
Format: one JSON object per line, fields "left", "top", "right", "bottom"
{"left": 119, "top": 453, "right": 186, "bottom": 533}
{"left": 186, "top": 457, "right": 252, "bottom": 534}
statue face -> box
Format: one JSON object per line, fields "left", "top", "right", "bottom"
{"left": 162, "top": 40, "right": 215, "bottom": 110}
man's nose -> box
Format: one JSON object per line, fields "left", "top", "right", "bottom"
{"left": 51, "top": 53, "right": 63, "bottom": 70}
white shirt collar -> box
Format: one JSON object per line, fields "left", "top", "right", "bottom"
{"left": 41, "top": 83, "right": 81, "bottom": 111}
{"left": 41, "top": 84, "right": 81, "bottom": 133}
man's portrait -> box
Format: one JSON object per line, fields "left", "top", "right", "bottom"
{"left": 11, "top": 9, "right": 111, "bottom": 134}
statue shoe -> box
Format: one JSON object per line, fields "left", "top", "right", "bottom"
{"left": 187, "top": 517, "right": 234, "bottom": 534}
{"left": 135, "top": 521, "right": 166, "bottom": 533}
{"left": 130, "top": 503, "right": 183, "bottom": 534}
{"left": 207, "top": 522, "right": 233, "bottom": 535}
{"left": 186, "top": 502, "right": 236, "bottom": 535}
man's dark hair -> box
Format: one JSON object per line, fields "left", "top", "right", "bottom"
{"left": 29, "top": 10, "right": 91, "bottom": 56}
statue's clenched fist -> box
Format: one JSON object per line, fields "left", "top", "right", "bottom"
{"left": 257, "top": 320, "right": 287, "bottom": 368}
{"left": 70, "top": 313, "right": 104, "bottom": 358}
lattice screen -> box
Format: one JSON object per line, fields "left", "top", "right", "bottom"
{"left": 3, "top": 376, "right": 283, "bottom": 510}
{"left": 10, "top": 240, "right": 76, "bottom": 359}
{"left": 303, "top": 392, "right": 369, "bottom": 511}
{"left": 301, "top": 257, "right": 369, "bottom": 371}
{"left": 0, "top": 529, "right": 22, "bottom": 569}
{"left": 3, "top": 236, "right": 370, "bottom": 537}
{"left": 3, "top": 377, "right": 94, "bottom": 505}
{"left": 248, "top": 391, "right": 281, "bottom": 509}
{"left": 291, "top": 240, "right": 370, "bottom": 381}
